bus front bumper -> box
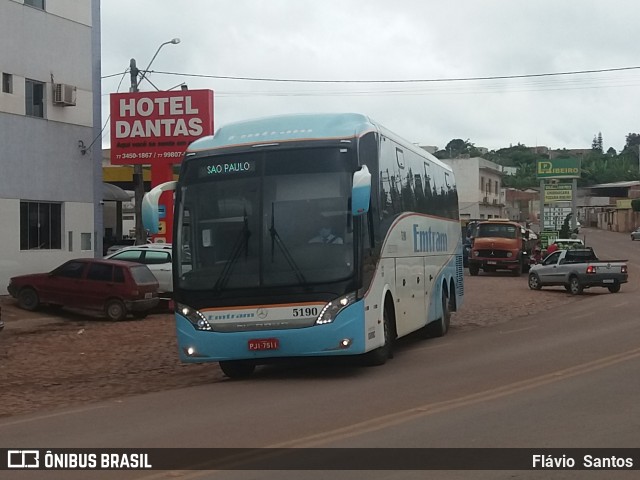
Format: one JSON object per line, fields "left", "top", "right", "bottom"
{"left": 175, "top": 303, "right": 366, "bottom": 363}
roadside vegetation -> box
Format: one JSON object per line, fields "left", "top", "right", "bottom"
{"left": 433, "top": 133, "right": 640, "bottom": 189}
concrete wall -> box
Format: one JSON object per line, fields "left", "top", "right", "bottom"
{"left": 0, "top": 0, "right": 99, "bottom": 289}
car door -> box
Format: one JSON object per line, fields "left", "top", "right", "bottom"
{"left": 42, "top": 260, "right": 87, "bottom": 306}
{"left": 538, "top": 251, "right": 562, "bottom": 284}
{"left": 83, "top": 262, "right": 117, "bottom": 309}
{"left": 141, "top": 250, "right": 173, "bottom": 293}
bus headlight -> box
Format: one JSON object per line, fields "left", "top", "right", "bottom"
{"left": 315, "top": 293, "right": 356, "bottom": 325}
{"left": 178, "top": 303, "right": 213, "bottom": 331}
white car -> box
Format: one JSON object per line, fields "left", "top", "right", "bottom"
{"left": 105, "top": 244, "right": 173, "bottom": 295}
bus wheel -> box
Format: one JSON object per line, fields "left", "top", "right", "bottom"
{"left": 424, "top": 290, "right": 451, "bottom": 338}
{"left": 220, "top": 360, "right": 256, "bottom": 379}
{"left": 364, "top": 303, "right": 394, "bottom": 366}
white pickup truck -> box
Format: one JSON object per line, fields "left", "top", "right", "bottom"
{"left": 528, "top": 248, "right": 628, "bottom": 294}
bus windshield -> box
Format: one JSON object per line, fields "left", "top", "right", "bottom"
{"left": 177, "top": 147, "right": 355, "bottom": 291}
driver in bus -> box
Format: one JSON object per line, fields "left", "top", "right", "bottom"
{"left": 309, "top": 227, "right": 343, "bottom": 244}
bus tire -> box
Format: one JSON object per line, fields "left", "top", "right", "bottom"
{"left": 364, "top": 302, "right": 394, "bottom": 366}
{"left": 219, "top": 360, "right": 256, "bottom": 379}
{"left": 424, "top": 289, "right": 451, "bottom": 338}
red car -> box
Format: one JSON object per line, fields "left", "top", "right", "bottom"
{"left": 7, "top": 258, "right": 159, "bottom": 321}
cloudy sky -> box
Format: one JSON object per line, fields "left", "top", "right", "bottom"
{"left": 100, "top": 0, "right": 640, "bottom": 153}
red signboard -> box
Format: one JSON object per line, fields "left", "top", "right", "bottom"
{"left": 109, "top": 89, "right": 214, "bottom": 165}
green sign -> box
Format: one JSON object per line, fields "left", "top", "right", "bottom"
{"left": 539, "top": 231, "right": 559, "bottom": 248}
{"left": 537, "top": 158, "right": 581, "bottom": 179}
{"left": 544, "top": 184, "right": 573, "bottom": 202}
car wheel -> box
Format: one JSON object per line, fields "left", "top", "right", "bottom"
{"left": 364, "top": 302, "right": 394, "bottom": 366}
{"left": 469, "top": 264, "right": 480, "bottom": 276}
{"left": 528, "top": 273, "right": 542, "bottom": 290}
{"left": 607, "top": 283, "right": 621, "bottom": 293}
{"left": 219, "top": 360, "right": 256, "bottom": 379}
{"left": 18, "top": 287, "right": 40, "bottom": 311}
{"left": 568, "top": 276, "right": 583, "bottom": 295}
{"left": 105, "top": 299, "right": 127, "bottom": 321}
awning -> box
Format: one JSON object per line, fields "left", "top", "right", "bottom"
{"left": 103, "top": 183, "right": 133, "bottom": 202}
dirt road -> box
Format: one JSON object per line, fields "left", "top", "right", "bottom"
{"left": 0, "top": 265, "right": 585, "bottom": 419}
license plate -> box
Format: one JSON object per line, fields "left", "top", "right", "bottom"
{"left": 487, "top": 261, "right": 497, "bottom": 265}
{"left": 248, "top": 338, "right": 279, "bottom": 351}
{"left": 602, "top": 279, "right": 614, "bottom": 284}
{"left": 145, "top": 292, "right": 153, "bottom": 299}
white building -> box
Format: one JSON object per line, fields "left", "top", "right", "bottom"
{"left": 442, "top": 157, "right": 505, "bottom": 221}
{"left": 0, "top": 0, "right": 102, "bottom": 289}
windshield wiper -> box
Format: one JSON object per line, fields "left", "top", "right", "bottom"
{"left": 269, "top": 202, "right": 307, "bottom": 285}
{"left": 213, "top": 209, "right": 251, "bottom": 292}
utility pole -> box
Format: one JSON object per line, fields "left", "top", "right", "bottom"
{"left": 129, "top": 58, "right": 145, "bottom": 245}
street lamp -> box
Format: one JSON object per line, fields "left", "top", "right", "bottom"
{"left": 130, "top": 38, "right": 180, "bottom": 93}
{"left": 129, "top": 38, "right": 180, "bottom": 244}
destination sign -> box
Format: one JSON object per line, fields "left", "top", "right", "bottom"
{"left": 198, "top": 161, "right": 256, "bottom": 177}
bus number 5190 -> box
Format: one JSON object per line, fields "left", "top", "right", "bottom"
{"left": 292, "top": 307, "right": 318, "bottom": 317}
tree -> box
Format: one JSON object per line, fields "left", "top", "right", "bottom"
{"left": 591, "top": 132, "right": 603, "bottom": 153}
{"left": 435, "top": 138, "right": 478, "bottom": 159}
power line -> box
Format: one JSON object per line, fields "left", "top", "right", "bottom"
{"left": 101, "top": 65, "right": 640, "bottom": 84}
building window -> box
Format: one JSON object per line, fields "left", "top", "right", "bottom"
{"left": 495, "top": 182, "right": 499, "bottom": 195}
{"left": 25, "top": 79, "right": 45, "bottom": 118}
{"left": 24, "top": 0, "right": 45, "bottom": 10}
{"left": 480, "top": 176, "right": 485, "bottom": 192}
{"left": 81, "top": 233, "right": 92, "bottom": 251}
{"left": 20, "top": 201, "right": 62, "bottom": 250}
{"left": 2, "top": 73, "right": 12, "bottom": 94}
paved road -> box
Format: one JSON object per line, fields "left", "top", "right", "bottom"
{"left": 1, "top": 228, "right": 639, "bottom": 479}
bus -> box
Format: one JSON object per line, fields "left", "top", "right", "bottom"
{"left": 142, "top": 113, "right": 464, "bottom": 378}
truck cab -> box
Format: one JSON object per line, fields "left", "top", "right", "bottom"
{"left": 468, "top": 219, "right": 532, "bottom": 276}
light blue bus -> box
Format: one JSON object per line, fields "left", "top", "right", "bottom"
{"left": 143, "top": 113, "right": 464, "bottom": 378}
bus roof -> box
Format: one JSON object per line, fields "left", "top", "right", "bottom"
{"left": 188, "top": 113, "right": 378, "bottom": 152}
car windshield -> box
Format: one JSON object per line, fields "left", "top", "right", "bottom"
{"left": 176, "top": 147, "right": 355, "bottom": 291}
{"left": 476, "top": 224, "right": 517, "bottom": 239}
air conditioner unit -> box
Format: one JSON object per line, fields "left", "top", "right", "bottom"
{"left": 53, "top": 83, "right": 76, "bottom": 106}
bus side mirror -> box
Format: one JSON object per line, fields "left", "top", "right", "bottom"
{"left": 351, "top": 165, "right": 371, "bottom": 217}
{"left": 142, "top": 181, "right": 177, "bottom": 234}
